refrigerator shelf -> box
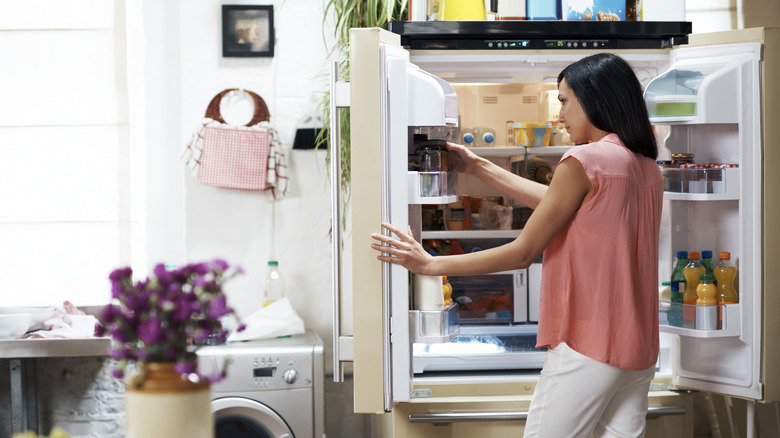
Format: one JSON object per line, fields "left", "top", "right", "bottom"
{"left": 659, "top": 303, "right": 741, "bottom": 338}
{"left": 422, "top": 230, "right": 521, "bottom": 240}
{"left": 467, "top": 146, "right": 573, "bottom": 157}
{"left": 409, "top": 303, "right": 461, "bottom": 344}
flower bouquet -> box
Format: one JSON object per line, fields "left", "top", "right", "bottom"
{"left": 95, "top": 259, "right": 245, "bottom": 383}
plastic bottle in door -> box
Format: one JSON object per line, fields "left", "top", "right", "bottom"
{"left": 669, "top": 251, "right": 688, "bottom": 327}
{"left": 701, "top": 250, "right": 715, "bottom": 283}
{"left": 262, "top": 261, "right": 285, "bottom": 307}
{"left": 714, "top": 252, "right": 738, "bottom": 327}
{"left": 683, "top": 252, "right": 705, "bottom": 329}
{"left": 714, "top": 252, "right": 738, "bottom": 304}
{"left": 695, "top": 273, "right": 717, "bottom": 330}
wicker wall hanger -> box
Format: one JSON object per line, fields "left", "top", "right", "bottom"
{"left": 205, "top": 88, "right": 270, "bottom": 126}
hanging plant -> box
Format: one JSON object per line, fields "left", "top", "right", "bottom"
{"left": 318, "top": 0, "right": 409, "bottom": 229}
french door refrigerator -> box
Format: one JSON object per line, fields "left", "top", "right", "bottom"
{"left": 330, "top": 23, "right": 780, "bottom": 436}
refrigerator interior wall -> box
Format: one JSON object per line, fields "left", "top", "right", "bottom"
{"left": 409, "top": 51, "right": 674, "bottom": 377}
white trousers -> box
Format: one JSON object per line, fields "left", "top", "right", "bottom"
{"left": 523, "top": 343, "right": 655, "bottom": 438}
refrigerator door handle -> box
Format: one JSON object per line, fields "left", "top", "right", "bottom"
{"left": 408, "top": 405, "right": 686, "bottom": 424}
{"left": 330, "top": 60, "right": 352, "bottom": 383}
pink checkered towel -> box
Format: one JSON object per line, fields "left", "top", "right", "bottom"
{"left": 198, "top": 125, "right": 270, "bottom": 191}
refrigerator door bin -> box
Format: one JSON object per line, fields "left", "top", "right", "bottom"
{"left": 645, "top": 60, "right": 742, "bottom": 124}
{"left": 660, "top": 303, "right": 741, "bottom": 338}
{"left": 408, "top": 170, "right": 458, "bottom": 204}
{"left": 661, "top": 166, "right": 739, "bottom": 197}
{"left": 409, "top": 303, "right": 461, "bottom": 343}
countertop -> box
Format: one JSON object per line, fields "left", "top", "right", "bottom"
{"left": 0, "top": 337, "right": 110, "bottom": 359}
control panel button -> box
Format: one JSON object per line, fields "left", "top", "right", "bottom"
{"left": 283, "top": 369, "right": 298, "bottom": 384}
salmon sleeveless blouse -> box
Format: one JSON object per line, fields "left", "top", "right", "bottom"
{"left": 535, "top": 134, "right": 663, "bottom": 370}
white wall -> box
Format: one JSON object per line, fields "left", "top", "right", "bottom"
{"left": 143, "top": 0, "right": 335, "bottom": 350}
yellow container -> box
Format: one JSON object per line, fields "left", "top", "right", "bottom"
{"left": 512, "top": 122, "right": 552, "bottom": 147}
{"left": 440, "top": 0, "right": 487, "bottom": 20}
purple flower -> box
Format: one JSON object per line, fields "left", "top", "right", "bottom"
{"left": 174, "top": 358, "right": 197, "bottom": 375}
{"left": 102, "top": 259, "right": 243, "bottom": 381}
{"left": 109, "top": 325, "right": 130, "bottom": 344}
{"left": 137, "top": 317, "right": 163, "bottom": 344}
{"left": 210, "top": 259, "right": 229, "bottom": 271}
{"left": 208, "top": 296, "right": 229, "bottom": 319}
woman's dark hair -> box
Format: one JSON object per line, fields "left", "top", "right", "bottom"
{"left": 558, "top": 53, "right": 657, "bottom": 159}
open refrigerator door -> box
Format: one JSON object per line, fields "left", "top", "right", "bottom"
{"left": 649, "top": 38, "right": 764, "bottom": 401}
{"left": 332, "top": 28, "right": 460, "bottom": 413}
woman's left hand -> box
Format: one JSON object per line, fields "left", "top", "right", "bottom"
{"left": 370, "top": 222, "right": 434, "bottom": 274}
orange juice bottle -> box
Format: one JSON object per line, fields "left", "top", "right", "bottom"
{"left": 714, "top": 252, "right": 738, "bottom": 304}
{"left": 696, "top": 274, "right": 717, "bottom": 305}
{"left": 683, "top": 252, "right": 705, "bottom": 328}
{"left": 695, "top": 273, "right": 717, "bottom": 330}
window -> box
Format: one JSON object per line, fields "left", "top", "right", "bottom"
{"left": 0, "top": 0, "right": 145, "bottom": 306}
{"left": 687, "top": 0, "right": 738, "bottom": 33}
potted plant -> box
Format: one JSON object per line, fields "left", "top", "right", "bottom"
{"left": 95, "top": 259, "right": 244, "bottom": 438}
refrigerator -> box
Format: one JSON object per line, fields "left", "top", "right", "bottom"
{"left": 329, "top": 23, "right": 780, "bottom": 436}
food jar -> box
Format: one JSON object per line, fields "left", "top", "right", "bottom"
{"left": 671, "top": 153, "right": 694, "bottom": 168}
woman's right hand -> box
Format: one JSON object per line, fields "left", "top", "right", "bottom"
{"left": 446, "top": 141, "right": 482, "bottom": 175}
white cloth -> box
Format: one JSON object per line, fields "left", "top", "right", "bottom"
{"left": 227, "top": 297, "right": 304, "bottom": 342}
{"left": 524, "top": 343, "right": 655, "bottom": 438}
{"left": 25, "top": 301, "right": 99, "bottom": 339}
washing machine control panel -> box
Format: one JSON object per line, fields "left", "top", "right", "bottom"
{"left": 198, "top": 350, "right": 315, "bottom": 393}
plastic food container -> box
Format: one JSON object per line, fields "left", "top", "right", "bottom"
{"left": 651, "top": 95, "right": 697, "bottom": 117}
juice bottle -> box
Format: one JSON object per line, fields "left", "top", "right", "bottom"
{"left": 683, "top": 252, "right": 705, "bottom": 328}
{"left": 696, "top": 274, "right": 717, "bottom": 305}
{"left": 695, "top": 273, "right": 717, "bottom": 330}
{"left": 701, "top": 250, "right": 715, "bottom": 279}
{"left": 714, "top": 252, "right": 738, "bottom": 327}
{"left": 714, "top": 252, "right": 738, "bottom": 304}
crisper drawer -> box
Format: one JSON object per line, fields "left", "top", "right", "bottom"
{"left": 448, "top": 270, "right": 527, "bottom": 324}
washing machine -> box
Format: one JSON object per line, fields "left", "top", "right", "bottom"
{"left": 196, "top": 330, "right": 325, "bottom": 438}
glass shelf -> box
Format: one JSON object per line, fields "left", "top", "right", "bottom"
{"left": 422, "top": 230, "right": 521, "bottom": 240}
{"left": 467, "top": 145, "right": 573, "bottom": 157}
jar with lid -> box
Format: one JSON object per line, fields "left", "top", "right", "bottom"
{"left": 416, "top": 140, "right": 448, "bottom": 197}
{"left": 671, "top": 153, "right": 695, "bottom": 167}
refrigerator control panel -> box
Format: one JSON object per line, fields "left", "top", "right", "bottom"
{"left": 485, "top": 39, "right": 610, "bottom": 50}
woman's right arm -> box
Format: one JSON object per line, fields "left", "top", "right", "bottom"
{"left": 447, "top": 142, "right": 548, "bottom": 209}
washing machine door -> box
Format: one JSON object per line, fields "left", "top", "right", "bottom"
{"left": 212, "top": 397, "right": 294, "bottom": 438}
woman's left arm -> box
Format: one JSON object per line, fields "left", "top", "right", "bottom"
{"left": 370, "top": 156, "right": 592, "bottom": 276}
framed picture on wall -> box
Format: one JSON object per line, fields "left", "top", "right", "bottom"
{"left": 222, "top": 5, "right": 274, "bottom": 57}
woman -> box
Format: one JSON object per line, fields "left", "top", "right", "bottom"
{"left": 370, "top": 53, "right": 663, "bottom": 437}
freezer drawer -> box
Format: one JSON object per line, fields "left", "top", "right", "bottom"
{"left": 392, "top": 387, "right": 692, "bottom": 438}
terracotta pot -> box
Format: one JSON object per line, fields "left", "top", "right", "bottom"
{"left": 125, "top": 362, "right": 213, "bottom": 438}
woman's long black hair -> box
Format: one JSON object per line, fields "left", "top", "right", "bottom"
{"left": 558, "top": 53, "right": 657, "bottom": 159}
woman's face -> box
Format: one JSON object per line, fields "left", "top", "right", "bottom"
{"left": 557, "top": 78, "right": 593, "bottom": 144}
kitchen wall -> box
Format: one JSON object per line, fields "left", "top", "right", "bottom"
{"left": 142, "top": 1, "right": 375, "bottom": 437}
{"left": 144, "top": 0, "right": 335, "bottom": 353}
